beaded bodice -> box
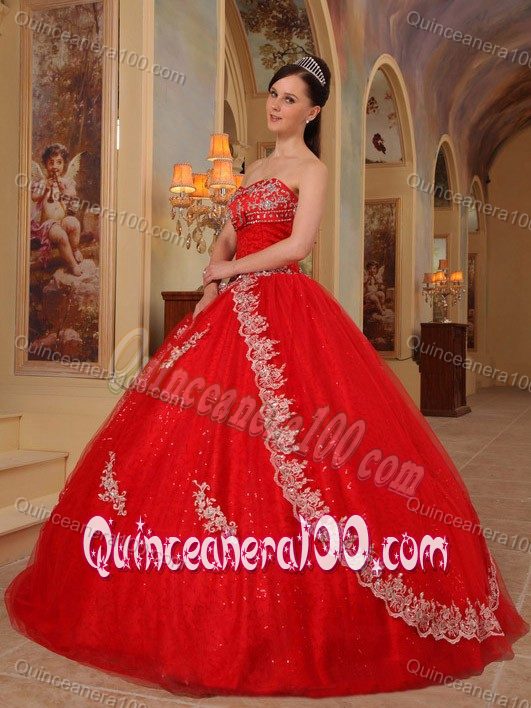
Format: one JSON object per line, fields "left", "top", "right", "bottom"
{"left": 224, "top": 177, "right": 299, "bottom": 263}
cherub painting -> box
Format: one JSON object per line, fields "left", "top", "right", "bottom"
{"left": 27, "top": 139, "right": 100, "bottom": 364}
{"left": 31, "top": 143, "right": 85, "bottom": 276}
{"left": 14, "top": 0, "right": 112, "bottom": 373}
{"left": 363, "top": 199, "right": 399, "bottom": 354}
{"left": 363, "top": 261, "right": 386, "bottom": 315}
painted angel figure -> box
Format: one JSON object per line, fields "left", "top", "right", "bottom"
{"left": 364, "top": 260, "right": 386, "bottom": 314}
{"left": 30, "top": 143, "right": 84, "bottom": 276}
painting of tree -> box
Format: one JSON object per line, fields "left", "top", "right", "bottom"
{"left": 236, "top": 0, "right": 315, "bottom": 89}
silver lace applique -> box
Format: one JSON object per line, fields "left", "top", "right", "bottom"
{"left": 218, "top": 266, "right": 301, "bottom": 293}
{"left": 345, "top": 538, "right": 503, "bottom": 643}
{"left": 192, "top": 480, "right": 238, "bottom": 537}
{"left": 98, "top": 450, "right": 127, "bottom": 516}
{"left": 231, "top": 273, "right": 330, "bottom": 524}
{"left": 173, "top": 322, "right": 191, "bottom": 339}
{"left": 160, "top": 323, "right": 211, "bottom": 369}
{"left": 231, "top": 273, "right": 504, "bottom": 644}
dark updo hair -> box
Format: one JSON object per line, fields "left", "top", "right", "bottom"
{"left": 268, "top": 54, "right": 331, "bottom": 158}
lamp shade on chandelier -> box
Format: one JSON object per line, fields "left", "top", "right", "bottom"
{"left": 168, "top": 133, "right": 241, "bottom": 255}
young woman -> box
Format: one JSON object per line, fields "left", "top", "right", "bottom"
{"left": 5, "top": 54, "right": 528, "bottom": 699}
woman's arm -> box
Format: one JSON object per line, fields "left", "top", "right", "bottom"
{"left": 202, "top": 217, "right": 237, "bottom": 298}
{"left": 202, "top": 161, "right": 328, "bottom": 285}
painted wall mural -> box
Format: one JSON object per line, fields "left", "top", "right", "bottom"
{"left": 16, "top": 0, "right": 117, "bottom": 376}
{"left": 365, "top": 69, "right": 404, "bottom": 164}
{"left": 235, "top": 0, "right": 315, "bottom": 91}
{"left": 29, "top": 1, "right": 102, "bottom": 366}
{"left": 363, "top": 198, "right": 400, "bottom": 355}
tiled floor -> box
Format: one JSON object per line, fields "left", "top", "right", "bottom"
{"left": 0, "top": 387, "right": 529, "bottom": 707}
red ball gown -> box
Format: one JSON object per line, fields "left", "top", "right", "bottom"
{"left": 5, "top": 177, "right": 528, "bottom": 698}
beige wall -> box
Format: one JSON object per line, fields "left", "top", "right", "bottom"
{"left": 464, "top": 180, "right": 489, "bottom": 392}
{"left": 486, "top": 126, "right": 531, "bottom": 384}
{"left": 149, "top": 0, "right": 220, "bottom": 353}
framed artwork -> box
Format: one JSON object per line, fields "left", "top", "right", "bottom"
{"left": 15, "top": 0, "right": 118, "bottom": 377}
{"left": 467, "top": 253, "right": 477, "bottom": 351}
{"left": 257, "top": 141, "right": 275, "bottom": 159}
{"left": 363, "top": 198, "right": 400, "bottom": 357}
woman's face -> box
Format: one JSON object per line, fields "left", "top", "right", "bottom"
{"left": 266, "top": 74, "right": 320, "bottom": 134}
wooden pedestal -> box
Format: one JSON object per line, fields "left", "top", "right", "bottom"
{"left": 420, "top": 322, "right": 471, "bottom": 417}
{"left": 161, "top": 291, "right": 203, "bottom": 338}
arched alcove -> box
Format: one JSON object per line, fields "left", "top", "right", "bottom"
{"left": 362, "top": 56, "right": 417, "bottom": 376}
{"left": 225, "top": 0, "right": 249, "bottom": 151}
{"left": 432, "top": 138, "right": 462, "bottom": 324}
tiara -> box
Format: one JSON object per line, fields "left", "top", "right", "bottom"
{"left": 294, "top": 56, "right": 326, "bottom": 87}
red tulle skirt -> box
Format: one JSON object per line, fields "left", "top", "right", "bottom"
{"left": 4, "top": 266, "right": 528, "bottom": 698}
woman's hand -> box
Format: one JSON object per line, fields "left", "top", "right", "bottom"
{"left": 202, "top": 260, "right": 236, "bottom": 287}
{"left": 192, "top": 291, "right": 218, "bottom": 320}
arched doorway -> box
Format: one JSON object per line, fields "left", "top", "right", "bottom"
{"left": 362, "top": 57, "right": 416, "bottom": 383}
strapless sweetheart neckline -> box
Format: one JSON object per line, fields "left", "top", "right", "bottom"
{"left": 239, "top": 176, "right": 299, "bottom": 201}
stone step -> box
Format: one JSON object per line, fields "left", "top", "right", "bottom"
{"left": 0, "top": 449, "right": 68, "bottom": 508}
{"left": 0, "top": 491, "right": 59, "bottom": 565}
{"left": 0, "top": 413, "right": 22, "bottom": 452}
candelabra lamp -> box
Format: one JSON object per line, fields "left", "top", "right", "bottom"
{"left": 169, "top": 133, "right": 243, "bottom": 256}
{"left": 422, "top": 259, "right": 465, "bottom": 323}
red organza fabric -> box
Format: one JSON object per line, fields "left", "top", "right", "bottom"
{"left": 4, "top": 177, "right": 528, "bottom": 698}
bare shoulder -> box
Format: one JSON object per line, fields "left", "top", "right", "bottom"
{"left": 299, "top": 158, "right": 328, "bottom": 191}
{"left": 305, "top": 157, "right": 327, "bottom": 176}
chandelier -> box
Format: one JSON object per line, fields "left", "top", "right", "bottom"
{"left": 169, "top": 133, "right": 243, "bottom": 255}
{"left": 422, "top": 259, "right": 465, "bottom": 323}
